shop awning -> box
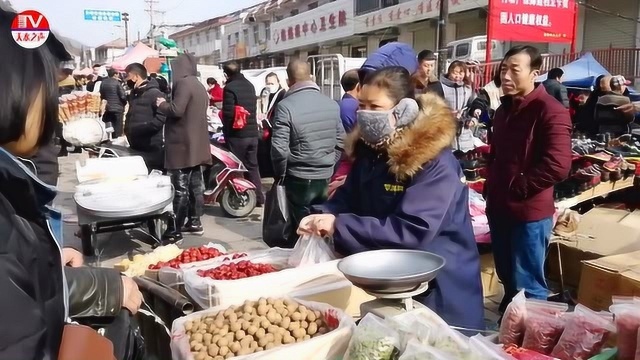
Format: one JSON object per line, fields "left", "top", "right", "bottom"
{"left": 109, "top": 42, "right": 159, "bottom": 71}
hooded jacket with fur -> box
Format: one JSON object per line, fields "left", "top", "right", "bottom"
{"left": 318, "top": 93, "right": 484, "bottom": 330}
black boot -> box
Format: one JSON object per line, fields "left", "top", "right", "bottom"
{"left": 182, "top": 217, "right": 204, "bottom": 236}
{"left": 159, "top": 215, "right": 183, "bottom": 247}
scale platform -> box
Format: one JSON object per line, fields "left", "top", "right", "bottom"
{"left": 360, "top": 282, "right": 429, "bottom": 319}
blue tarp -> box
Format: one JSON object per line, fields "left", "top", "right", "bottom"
{"left": 536, "top": 52, "right": 610, "bottom": 87}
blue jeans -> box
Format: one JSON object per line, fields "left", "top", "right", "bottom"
{"left": 488, "top": 215, "right": 552, "bottom": 313}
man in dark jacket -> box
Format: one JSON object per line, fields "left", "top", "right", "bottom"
{"left": 100, "top": 68, "right": 127, "bottom": 137}
{"left": 542, "top": 67, "right": 569, "bottom": 108}
{"left": 339, "top": 69, "right": 359, "bottom": 133}
{"left": 271, "top": 60, "right": 344, "bottom": 247}
{"left": 86, "top": 63, "right": 103, "bottom": 92}
{"left": 124, "top": 63, "right": 166, "bottom": 171}
{"left": 157, "top": 53, "right": 211, "bottom": 242}
{"left": 413, "top": 49, "right": 445, "bottom": 98}
{"left": 486, "top": 46, "right": 572, "bottom": 313}
{"left": 221, "top": 61, "right": 264, "bottom": 205}
{"left": 594, "top": 75, "right": 635, "bottom": 136}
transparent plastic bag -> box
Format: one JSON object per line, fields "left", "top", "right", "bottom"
{"left": 288, "top": 234, "right": 336, "bottom": 267}
{"left": 609, "top": 302, "right": 640, "bottom": 360}
{"left": 398, "top": 339, "right": 456, "bottom": 360}
{"left": 521, "top": 309, "right": 566, "bottom": 355}
{"left": 469, "top": 335, "right": 514, "bottom": 360}
{"left": 344, "top": 314, "right": 401, "bottom": 360}
{"left": 550, "top": 304, "right": 616, "bottom": 360}
{"left": 499, "top": 291, "right": 568, "bottom": 347}
{"left": 388, "top": 310, "right": 432, "bottom": 351}
{"left": 170, "top": 297, "right": 356, "bottom": 360}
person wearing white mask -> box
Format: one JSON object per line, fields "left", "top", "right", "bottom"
{"left": 257, "top": 73, "right": 286, "bottom": 179}
{"left": 264, "top": 72, "right": 285, "bottom": 121}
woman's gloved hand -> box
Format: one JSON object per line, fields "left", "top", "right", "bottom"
{"left": 120, "top": 276, "right": 143, "bottom": 314}
{"left": 297, "top": 214, "right": 336, "bottom": 238}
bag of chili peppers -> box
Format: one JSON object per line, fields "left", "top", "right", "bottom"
{"left": 550, "top": 304, "right": 615, "bottom": 360}
{"left": 521, "top": 308, "right": 566, "bottom": 355}
{"left": 609, "top": 302, "right": 640, "bottom": 360}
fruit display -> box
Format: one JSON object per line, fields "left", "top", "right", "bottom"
{"left": 148, "top": 247, "right": 245, "bottom": 270}
{"left": 115, "top": 244, "right": 183, "bottom": 277}
{"left": 58, "top": 91, "right": 101, "bottom": 122}
{"left": 196, "top": 261, "right": 277, "bottom": 280}
{"left": 184, "top": 298, "right": 331, "bottom": 359}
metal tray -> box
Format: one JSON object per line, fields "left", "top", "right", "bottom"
{"left": 337, "top": 249, "right": 446, "bottom": 294}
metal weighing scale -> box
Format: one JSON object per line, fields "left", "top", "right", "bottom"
{"left": 337, "top": 249, "right": 445, "bottom": 319}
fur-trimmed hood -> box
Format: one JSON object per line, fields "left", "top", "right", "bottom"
{"left": 345, "top": 92, "right": 457, "bottom": 181}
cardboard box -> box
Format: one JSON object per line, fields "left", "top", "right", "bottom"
{"left": 480, "top": 253, "right": 502, "bottom": 298}
{"left": 546, "top": 208, "right": 640, "bottom": 288}
{"left": 577, "top": 251, "right": 640, "bottom": 311}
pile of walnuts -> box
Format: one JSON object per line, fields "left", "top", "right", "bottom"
{"left": 185, "top": 298, "right": 331, "bottom": 359}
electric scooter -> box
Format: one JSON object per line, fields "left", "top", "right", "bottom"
{"left": 205, "top": 116, "right": 258, "bottom": 218}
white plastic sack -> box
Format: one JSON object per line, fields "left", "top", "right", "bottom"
{"left": 344, "top": 313, "right": 401, "bottom": 360}
{"left": 468, "top": 335, "right": 514, "bottom": 360}
{"left": 399, "top": 339, "right": 456, "bottom": 360}
{"left": 170, "top": 297, "right": 356, "bottom": 360}
{"left": 288, "top": 234, "right": 336, "bottom": 267}
{"left": 62, "top": 117, "right": 107, "bottom": 146}
{"left": 183, "top": 251, "right": 350, "bottom": 309}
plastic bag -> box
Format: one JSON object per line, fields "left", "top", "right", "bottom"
{"left": 262, "top": 181, "right": 292, "bottom": 248}
{"left": 499, "top": 291, "right": 568, "bottom": 347}
{"left": 610, "top": 302, "right": 640, "bottom": 360}
{"left": 398, "top": 339, "right": 456, "bottom": 360}
{"left": 344, "top": 313, "right": 401, "bottom": 360}
{"left": 635, "top": 330, "right": 639, "bottom": 360}
{"left": 550, "top": 304, "right": 616, "bottom": 360}
{"left": 499, "top": 291, "right": 527, "bottom": 346}
{"left": 288, "top": 234, "right": 336, "bottom": 267}
{"left": 469, "top": 335, "right": 514, "bottom": 360}
{"left": 170, "top": 297, "right": 355, "bottom": 360}
{"left": 388, "top": 310, "right": 433, "bottom": 351}
{"left": 521, "top": 309, "right": 566, "bottom": 355}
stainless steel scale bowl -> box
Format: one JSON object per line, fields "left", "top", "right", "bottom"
{"left": 337, "top": 249, "right": 446, "bottom": 318}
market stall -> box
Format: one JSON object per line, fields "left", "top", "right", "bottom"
{"left": 109, "top": 42, "right": 159, "bottom": 71}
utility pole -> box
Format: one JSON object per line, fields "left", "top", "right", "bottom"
{"left": 144, "top": 0, "right": 160, "bottom": 49}
{"left": 436, "top": 0, "right": 449, "bottom": 76}
{"left": 122, "top": 12, "right": 130, "bottom": 47}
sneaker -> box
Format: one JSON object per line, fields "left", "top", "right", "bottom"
{"left": 182, "top": 219, "right": 204, "bottom": 236}
{"left": 554, "top": 210, "right": 580, "bottom": 238}
{"left": 603, "top": 155, "right": 623, "bottom": 172}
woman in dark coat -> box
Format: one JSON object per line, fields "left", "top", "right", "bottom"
{"left": 298, "top": 67, "right": 484, "bottom": 330}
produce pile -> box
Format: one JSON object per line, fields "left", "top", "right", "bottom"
{"left": 147, "top": 246, "right": 245, "bottom": 270}
{"left": 500, "top": 291, "right": 639, "bottom": 360}
{"left": 184, "top": 298, "right": 332, "bottom": 359}
{"left": 116, "top": 244, "right": 183, "bottom": 277}
{"left": 58, "top": 91, "right": 101, "bottom": 122}
{"left": 196, "top": 261, "right": 277, "bottom": 280}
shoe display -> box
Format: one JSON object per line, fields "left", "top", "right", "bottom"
{"left": 610, "top": 168, "right": 623, "bottom": 182}
{"left": 554, "top": 209, "right": 580, "bottom": 238}
{"left": 603, "top": 155, "right": 623, "bottom": 172}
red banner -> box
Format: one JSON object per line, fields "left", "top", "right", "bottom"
{"left": 488, "top": 0, "right": 577, "bottom": 43}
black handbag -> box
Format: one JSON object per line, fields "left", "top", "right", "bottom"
{"left": 262, "top": 180, "right": 292, "bottom": 248}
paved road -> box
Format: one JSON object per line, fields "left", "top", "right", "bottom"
{"left": 54, "top": 153, "right": 268, "bottom": 267}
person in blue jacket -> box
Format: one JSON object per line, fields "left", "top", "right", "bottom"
{"left": 298, "top": 64, "right": 485, "bottom": 329}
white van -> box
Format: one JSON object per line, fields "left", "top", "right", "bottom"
{"left": 444, "top": 36, "right": 504, "bottom": 64}
{"left": 308, "top": 54, "right": 366, "bottom": 101}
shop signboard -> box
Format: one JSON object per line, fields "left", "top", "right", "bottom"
{"left": 488, "top": 0, "right": 577, "bottom": 43}
{"left": 268, "top": 0, "right": 354, "bottom": 52}
{"left": 353, "top": 0, "right": 486, "bottom": 34}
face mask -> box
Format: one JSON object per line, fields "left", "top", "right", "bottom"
{"left": 357, "top": 98, "right": 420, "bottom": 145}
{"left": 126, "top": 80, "right": 136, "bottom": 89}
{"left": 266, "top": 84, "right": 279, "bottom": 94}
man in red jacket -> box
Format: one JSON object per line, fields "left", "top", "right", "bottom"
{"left": 485, "top": 45, "right": 572, "bottom": 313}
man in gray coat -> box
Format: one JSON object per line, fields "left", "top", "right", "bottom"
{"left": 157, "top": 53, "right": 212, "bottom": 243}
{"left": 271, "top": 60, "right": 345, "bottom": 247}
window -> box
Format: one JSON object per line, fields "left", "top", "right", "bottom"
{"left": 355, "top": 0, "right": 380, "bottom": 15}
{"left": 381, "top": 0, "right": 399, "bottom": 8}
{"left": 290, "top": 9, "right": 299, "bottom": 16}
{"left": 234, "top": 32, "right": 239, "bottom": 44}
{"left": 455, "top": 43, "right": 470, "bottom": 58}
{"left": 275, "top": 15, "right": 283, "bottom": 21}
{"left": 253, "top": 25, "right": 259, "bottom": 44}
{"left": 265, "top": 21, "right": 271, "bottom": 40}
{"left": 196, "top": 33, "right": 200, "bottom": 44}
{"left": 308, "top": 2, "right": 318, "bottom": 9}
{"left": 243, "top": 28, "right": 249, "bottom": 44}
{"left": 189, "top": 36, "right": 193, "bottom": 46}
{"left": 205, "top": 31, "right": 210, "bottom": 42}
{"left": 477, "top": 41, "right": 497, "bottom": 51}
{"left": 351, "top": 46, "right": 367, "bottom": 57}
{"left": 227, "top": 34, "right": 232, "bottom": 45}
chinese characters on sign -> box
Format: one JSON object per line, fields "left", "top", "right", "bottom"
{"left": 362, "top": 0, "right": 463, "bottom": 29}
{"left": 489, "top": 0, "right": 576, "bottom": 43}
{"left": 273, "top": 9, "right": 348, "bottom": 44}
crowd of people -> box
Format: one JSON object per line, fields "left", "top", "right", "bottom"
{"left": 5, "top": 0, "right": 640, "bottom": 355}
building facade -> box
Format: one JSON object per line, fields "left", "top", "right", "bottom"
{"left": 93, "top": 38, "right": 127, "bottom": 65}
